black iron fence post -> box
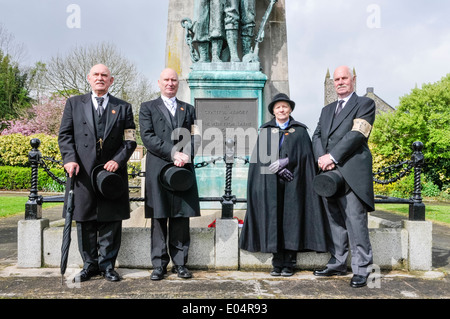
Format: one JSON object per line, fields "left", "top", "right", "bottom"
{"left": 25, "top": 138, "right": 43, "bottom": 219}
{"left": 221, "top": 138, "right": 236, "bottom": 219}
{"left": 409, "top": 141, "right": 425, "bottom": 221}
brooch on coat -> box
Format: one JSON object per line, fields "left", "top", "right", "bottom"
{"left": 272, "top": 128, "right": 296, "bottom": 135}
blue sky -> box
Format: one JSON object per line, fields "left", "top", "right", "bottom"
{"left": 1, "top": 0, "right": 448, "bottom": 130}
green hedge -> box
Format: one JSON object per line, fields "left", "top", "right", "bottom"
{"left": 0, "top": 133, "right": 61, "bottom": 168}
{"left": 374, "top": 173, "right": 449, "bottom": 200}
{"left": 0, "top": 166, "right": 65, "bottom": 192}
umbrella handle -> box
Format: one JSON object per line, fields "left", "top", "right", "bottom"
{"left": 65, "top": 171, "right": 75, "bottom": 191}
{"left": 70, "top": 175, "right": 75, "bottom": 191}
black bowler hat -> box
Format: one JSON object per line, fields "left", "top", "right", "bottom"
{"left": 91, "top": 164, "right": 126, "bottom": 199}
{"left": 159, "top": 163, "right": 195, "bottom": 192}
{"left": 313, "top": 169, "right": 345, "bottom": 198}
{"left": 268, "top": 93, "right": 296, "bottom": 115}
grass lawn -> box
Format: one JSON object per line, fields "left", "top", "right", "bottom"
{"left": 0, "top": 196, "right": 63, "bottom": 218}
{"left": 375, "top": 202, "right": 450, "bottom": 224}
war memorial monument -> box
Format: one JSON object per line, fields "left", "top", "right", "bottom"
{"left": 17, "top": 0, "right": 433, "bottom": 275}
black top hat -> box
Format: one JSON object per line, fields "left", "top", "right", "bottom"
{"left": 268, "top": 93, "right": 296, "bottom": 115}
{"left": 91, "top": 164, "right": 126, "bottom": 199}
{"left": 159, "top": 163, "right": 195, "bottom": 192}
{"left": 313, "top": 169, "right": 345, "bottom": 198}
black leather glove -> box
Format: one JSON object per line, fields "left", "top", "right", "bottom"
{"left": 269, "top": 158, "right": 293, "bottom": 182}
{"left": 277, "top": 168, "right": 294, "bottom": 182}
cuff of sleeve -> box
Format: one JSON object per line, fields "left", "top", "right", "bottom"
{"left": 329, "top": 154, "right": 338, "bottom": 164}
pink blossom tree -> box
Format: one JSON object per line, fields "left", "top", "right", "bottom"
{"left": 1, "top": 95, "right": 65, "bottom": 136}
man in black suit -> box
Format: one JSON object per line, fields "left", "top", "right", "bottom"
{"left": 58, "top": 64, "right": 137, "bottom": 282}
{"left": 312, "top": 65, "right": 375, "bottom": 288}
{"left": 139, "top": 68, "right": 201, "bottom": 280}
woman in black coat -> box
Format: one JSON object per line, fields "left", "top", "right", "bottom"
{"left": 239, "top": 93, "right": 327, "bottom": 276}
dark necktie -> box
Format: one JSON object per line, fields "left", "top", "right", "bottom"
{"left": 96, "top": 97, "right": 104, "bottom": 117}
{"left": 335, "top": 99, "right": 344, "bottom": 117}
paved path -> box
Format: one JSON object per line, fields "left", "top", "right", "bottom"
{"left": 0, "top": 195, "right": 449, "bottom": 305}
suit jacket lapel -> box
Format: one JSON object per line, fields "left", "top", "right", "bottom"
{"left": 104, "top": 95, "right": 120, "bottom": 139}
{"left": 175, "top": 99, "right": 186, "bottom": 128}
{"left": 323, "top": 101, "right": 336, "bottom": 138}
{"left": 329, "top": 93, "right": 358, "bottom": 134}
{"left": 81, "top": 93, "right": 95, "bottom": 135}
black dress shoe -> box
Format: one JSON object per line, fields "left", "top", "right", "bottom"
{"left": 172, "top": 265, "right": 192, "bottom": 279}
{"left": 102, "top": 269, "right": 121, "bottom": 282}
{"left": 281, "top": 267, "right": 294, "bottom": 277}
{"left": 151, "top": 267, "right": 167, "bottom": 280}
{"left": 270, "top": 267, "right": 281, "bottom": 276}
{"left": 313, "top": 267, "right": 347, "bottom": 277}
{"left": 350, "top": 274, "right": 368, "bottom": 288}
{"left": 73, "top": 268, "right": 100, "bottom": 282}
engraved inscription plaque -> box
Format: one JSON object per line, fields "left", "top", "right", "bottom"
{"left": 195, "top": 98, "right": 258, "bottom": 156}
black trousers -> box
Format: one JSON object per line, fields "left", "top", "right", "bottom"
{"left": 151, "top": 217, "right": 190, "bottom": 268}
{"left": 272, "top": 179, "right": 297, "bottom": 268}
{"left": 272, "top": 250, "right": 297, "bottom": 268}
{"left": 76, "top": 220, "right": 122, "bottom": 272}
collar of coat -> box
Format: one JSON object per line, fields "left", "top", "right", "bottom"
{"left": 260, "top": 117, "right": 308, "bottom": 131}
{"left": 80, "top": 92, "right": 122, "bottom": 139}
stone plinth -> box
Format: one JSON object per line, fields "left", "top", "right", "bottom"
{"left": 403, "top": 220, "right": 433, "bottom": 271}
{"left": 215, "top": 219, "right": 239, "bottom": 270}
{"left": 17, "top": 212, "right": 434, "bottom": 272}
{"left": 17, "top": 219, "right": 49, "bottom": 268}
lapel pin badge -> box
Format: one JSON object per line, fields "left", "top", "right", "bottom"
{"left": 112, "top": 110, "right": 116, "bottom": 114}
{"left": 180, "top": 107, "right": 185, "bottom": 111}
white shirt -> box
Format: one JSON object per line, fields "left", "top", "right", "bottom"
{"left": 91, "top": 92, "right": 110, "bottom": 112}
{"left": 335, "top": 92, "right": 354, "bottom": 113}
{"left": 161, "top": 95, "right": 177, "bottom": 116}
{"left": 276, "top": 119, "right": 290, "bottom": 130}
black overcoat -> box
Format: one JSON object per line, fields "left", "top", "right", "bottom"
{"left": 58, "top": 93, "right": 137, "bottom": 222}
{"left": 311, "top": 93, "right": 376, "bottom": 211}
{"left": 139, "top": 97, "right": 201, "bottom": 218}
{"left": 239, "top": 118, "right": 328, "bottom": 253}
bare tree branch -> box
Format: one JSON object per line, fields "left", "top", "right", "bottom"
{"left": 44, "top": 42, "right": 156, "bottom": 108}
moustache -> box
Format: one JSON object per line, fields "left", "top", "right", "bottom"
{"left": 337, "top": 85, "right": 348, "bottom": 89}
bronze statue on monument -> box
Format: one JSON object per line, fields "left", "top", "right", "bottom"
{"left": 181, "top": 0, "right": 277, "bottom": 64}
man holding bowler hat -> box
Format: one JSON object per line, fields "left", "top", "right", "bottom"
{"left": 58, "top": 64, "right": 137, "bottom": 282}
{"left": 139, "top": 68, "right": 201, "bottom": 280}
{"left": 312, "top": 65, "right": 376, "bottom": 288}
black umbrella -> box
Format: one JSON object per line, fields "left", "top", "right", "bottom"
{"left": 60, "top": 174, "right": 75, "bottom": 284}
